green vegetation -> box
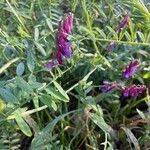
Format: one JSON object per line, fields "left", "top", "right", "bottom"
{"left": 0, "top": 0, "right": 150, "bottom": 149}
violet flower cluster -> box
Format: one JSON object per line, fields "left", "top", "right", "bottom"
{"left": 116, "top": 16, "right": 129, "bottom": 34}
{"left": 100, "top": 81, "right": 125, "bottom": 92}
{"left": 123, "top": 85, "right": 146, "bottom": 97}
{"left": 100, "top": 59, "right": 146, "bottom": 97}
{"left": 122, "top": 59, "right": 140, "bottom": 79}
{"left": 100, "top": 81, "right": 146, "bottom": 98}
{"left": 107, "top": 15, "right": 129, "bottom": 51}
{"left": 47, "top": 12, "right": 74, "bottom": 69}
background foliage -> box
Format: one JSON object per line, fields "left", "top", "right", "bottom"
{"left": 0, "top": 0, "right": 150, "bottom": 150}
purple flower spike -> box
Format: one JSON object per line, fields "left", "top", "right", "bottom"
{"left": 63, "top": 13, "right": 74, "bottom": 34}
{"left": 47, "top": 12, "right": 74, "bottom": 69}
{"left": 56, "top": 12, "right": 74, "bottom": 64}
{"left": 116, "top": 15, "right": 129, "bottom": 34}
{"left": 122, "top": 59, "right": 140, "bottom": 79}
{"left": 100, "top": 81, "right": 125, "bottom": 92}
{"left": 123, "top": 85, "right": 146, "bottom": 97}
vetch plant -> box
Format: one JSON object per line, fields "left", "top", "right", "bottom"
{"left": 0, "top": 1, "right": 150, "bottom": 149}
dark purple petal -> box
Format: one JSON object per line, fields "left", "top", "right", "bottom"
{"left": 122, "top": 59, "right": 140, "bottom": 79}
{"left": 101, "top": 85, "right": 113, "bottom": 92}
{"left": 56, "top": 51, "right": 63, "bottom": 65}
{"left": 63, "top": 13, "right": 74, "bottom": 34}
{"left": 116, "top": 16, "right": 129, "bottom": 34}
{"left": 123, "top": 85, "right": 146, "bottom": 97}
{"left": 63, "top": 42, "right": 72, "bottom": 58}
{"left": 47, "top": 59, "right": 55, "bottom": 69}
{"left": 123, "top": 90, "right": 129, "bottom": 97}
{"left": 100, "top": 81, "right": 125, "bottom": 93}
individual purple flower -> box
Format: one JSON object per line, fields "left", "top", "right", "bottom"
{"left": 46, "top": 59, "right": 55, "bottom": 69}
{"left": 100, "top": 81, "right": 125, "bottom": 92}
{"left": 122, "top": 59, "right": 140, "bottom": 79}
{"left": 56, "top": 12, "right": 74, "bottom": 64}
{"left": 116, "top": 15, "right": 130, "bottom": 34}
{"left": 123, "top": 85, "right": 146, "bottom": 97}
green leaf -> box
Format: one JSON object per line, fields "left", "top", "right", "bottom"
{"left": 27, "top": 50, "right": 35, "bottom": 72}
{"left": 46, "top": 87, "right": 69, "bottom": 102}
{"left": 0, "top": 99, "right": 6, "bottom": 112}
{"left": 143, "top": 72, "right": 150, "bottom": 79}
{"left": 40, "top": 95, "right": 57, "bottom": 111}
{"left": 90, "top": 114, "right": 110, "bottom": 133}
{"left": 137, "top": 31, "right": 144, "bottom": 42}
{"left": 17, "top": 26, "right": 30, "bottom": 38}
{"left": 14, "top": 111, "right": 32, "bottom": 137}
{"left": 16, "top": 77, "right": 33, "bottom": 93}
{"left": 34, "top": 42, "right": 47, "bottom": 57}
{"left": 28, "top": 74, "right": 46, "bottom": 90}
{"left": 51, "top": 100, "right": 57, "bottom": 111}
{"left": 34, "top": 27, "right": 39, "bottom": 41}
{"left": 136, "top": 108, "right": 146, "bottom": 119}
{"left": 121, "top": 127, "right": 140, "bottom": 150}
{"left": 89, "top": 105, "right": 112, "bottom": 134}
{"left": 31, "top": 110, "right": 77, "bottom": 149}
{"left": 0, "top": 81, "right": 5, "bottom": 88}
{"left": 33, "top": 95, "right": 39, "bottom": 108}
{"left": 53, "top": 81, "right": 69, "bottom": 101}
{"left": 0, "top": 88, "right": 19, "bottom": 104}
{"left": 106, "top": 26, "right": 118, "bottom": 39}
{"left": 82, "top": 67, "right": 97, "bottom": 82}
{"left": 29, "top": 81, "right": 45, "bottom": 90}
{"left": 46, "top": 18, "right": 54, "bottom": 32}
{"left": 124, "top": 31, "right": 131, "bottom": 41}
{"left": 94, "top": 27, "right": 106, "bottom": 39}
{"left": 16, "top": 62, "right": 25, "bottom": 76}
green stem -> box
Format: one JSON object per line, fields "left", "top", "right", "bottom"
{"left": 96, "top": 38, "right": 150, "bottom": 46}
{"left": 5, "top": 0, "right": 28, "bottom": 32}
{"left": 0, "top": 57, "right": 19, "bottom": 74}
{"left": 7, "top": 105, "right": 48, "bottom": 119}
{"left": 93, "top": 40, "right": 101, "bottom": 55}
{"left": 48, "top": 0, "right": 51, "bottom": 18}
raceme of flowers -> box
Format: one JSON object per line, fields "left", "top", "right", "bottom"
{"left": 123, "top": 85, "right": 146, "bottom": 97}
{"left": 100, "top": 81, "right": 125, "bottom": 92}
{"left": 47, "top": 12, "right": 74, "bottom": 69}
{"left": 100, "top": 59, "right": 146, "bottom": 97}
{"left": 100, "top": 81, "right": 146, "bottom": 97}
{"left": 116, "top": 15, "right": 130, "bottom": 34}
{"left": 122, "top": 59, "right": 140, "bottom": 79}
